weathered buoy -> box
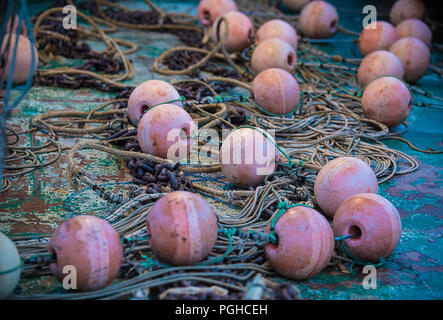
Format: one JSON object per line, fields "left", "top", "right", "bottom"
{"left": 48, "top": 216, "right": 123, "bottom": 291}
{"left": 357, "top": 50, "right": 404, "bottom": 87}
{"left": 264, "top": 206, "right": 334, "bottom": 280}
{"left": 251, "top": 68, "right": 300, "bottom": 115}
{"left": 282, "top": 0, "right": 312, "bottom": 11}
{"left": 211, "top": 11, "right": 254, "bottom": 53}
{"left": 314, "top": 157, "right": 378, "bottom": 217}
{"left": 127, "top": 80, "right": 182, "bottom": 125}
{"left": 0, "top": 232, "right": 21, "bottom": 299}
{"left": 5, "top": 14, "right": 28, "bottom": 35}
{"left": 147, "top": 191, "right": 218, "bottom": 265}
{"left": 358, "top": 21, "right": 399, "bottom": 56}
{"left": 361, "top": 76, "right": 411, "bottom": 127}
{"left": 0, "top": 33, "right": 38, "bottom": 84}
{"left": 197, "top": 0, "right": 238, "bottom": 27}
{"left": 396, "top": 19, "right": 432, "bottom": 47}
{"left": 219, "top": 127, "right": 278, "bottom": 187}
{"left": 255, "top": 19, "right": 298, "bottom": 50}
{"left": 390, "top": 0, "right": 426, "bottom": 26}
{"left": 299, "top": 1, "right": 339, "bottom": 39}
{"left": 251, "top": 38, "right": 296, "bottom": 74}
{"left": 138, "top": 104, "right": 195, "bottom": 160}
{"left": 333, "top": 193, "right": 402, "bottom": 262}
{"left": 390, "top": 37, "right": 430, "bottom": 83}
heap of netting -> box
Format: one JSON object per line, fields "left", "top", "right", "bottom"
{"left": 3, "top": 0, "right": 443, "bottom": 300}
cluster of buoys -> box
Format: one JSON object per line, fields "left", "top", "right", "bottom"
{"left": 357, "top": 0, "right": 432, "bottom": 127}
{"left": 1, "top": 15, "right": 38, "bottom": 84}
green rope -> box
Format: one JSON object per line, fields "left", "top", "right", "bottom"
{"left": 245, "top": 96, "right": 303, "bottom": 118}
{"left": 0, "top": 259, "right": 24, "bottom": 275}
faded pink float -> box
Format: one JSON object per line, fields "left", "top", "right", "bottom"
{"left": 5, "top": 14, "right": 28, "bottom": 35}
{"left": 333, "top": 193, "right": 402, "bottom": 262}
{"left": 264, "top": 206, "right": 334, "bottom": 280}
{"left": 299, "top": 1, "right": 339, "bottom": 39}
{"left": 390, "top": 37, "right": 430, "bottom": 82}
{"left": 361, "top": 76, "right": 411, "bottom": 127}
{"left": 219, "top": 128, "right": 278, "bottom": 187}
{"left": 390, "top": 0, "right": 426, "bottom": 26}
{"left": 396, "top": 19, "right": 432, "bottom": 47}
{"left": 251, "top": 68, "right": 300, "bottom": 115}
{"left": 314, "top": 157, "right": 378, "bottom": 217}
{"left": 358, "top": 21, "right": 398, "bottom": 56}
{"left": 251, "top": 38, "right": 297, "bottom": 74}
{"left": 147, "top": 191, "right": 218, "bottom": 265}
{"left": 127, "top": 80, "right": 182, "bottom": 125}
{"left": 282, "top": 0, "right": 312, "bottom": 11}
{"left": 137, "top": 104, "right": 195, "bottom": 160}
{"left": 357, "top": 50, "right": 404, "bottom": 87}
{"left": 0, "top": 33, "right": 38, "bottom": 84}
{"left": 48, "top": 216, "right": 123, "bottom": 291}
{"left": 255, "top": 19, "right": 298, "bottom": 49}
{"left": 197, "top": 0, "right": 238, "bottom": 27}
{"left": 211, "top": 11, "right": 254, "bottom": 53}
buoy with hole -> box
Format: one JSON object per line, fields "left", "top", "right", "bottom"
{"left": 358, "top": 21, "right": 399, "bottom": 56}
{"left": 211, "top": 11, "right": 254, "bottom": 53}
{"left": 361, "top": 76, "right": 412, "bottom": 127}
{"left": 197, "top": 0, "right": 238, "bottom": 27}
{"left": 333, "top": 193, "right": 402, "bottom": 262}
{"left": 127, "top": 80, "right": 182, "bottom": 125}
{"left": 137, "top": 104, "right": 195, "bottom": 160}
{"left": 251, "top": 38, "right": 297, "bottom": 74}
{"left": 219, "top": 127, "right": 279, "bottom": 187}
{"left": 0, "top": 232, "right": 22, "bottom": 299}
{"left": 48, "top": 216, "right": 123, "bottom": 291}
{"left": 251, "top": 68, "right": 300, "bottom": 115}
{"left": 255, "top": 19, "right": 298, "bottom": 50}
{"left": 264, "top": 205, "right": 334, "bottom": 280}
{"left": 357, "top": 50, "right": 404, "bottom": 87}
{"left": 0, "top": 33, "right": 38, "bottom": 84}
{"left": 389, "top": 37, "right": 430, "bottom": 83}
{"left": 314, "top": 157, "right": 378, "bottom": 217}
{"left": 299, "top": 1, "right": 339, "bottom": 39}
{"left": 396, "top": 19, "right": 432, "bottom": 47}
{"left": 147, "top": 191, "right": 218, "bottom": 265}
{"left": 389, "top": 0, "right": 426, "bottom": 26}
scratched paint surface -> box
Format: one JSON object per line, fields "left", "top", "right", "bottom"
{"left": 0, "top": 0, "right": 442, "bottom": 299}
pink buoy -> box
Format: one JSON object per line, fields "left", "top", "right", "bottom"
{"left": 264, "top": 206, "right": 334, "bottom": 280}
{"left": 197, "top": 0, "right": 238, "bottom": 27}
{"left": 314, "top": 157, "right": 378, "bottom": 217}
{"left": 390, "top": 37, "right": 430, "bottom": 83}
{"left": 358, "top": 21, "right": 399, "bottom": 56}
{"left": 251, "top": 38, "right": 296, "bottom": 74}
{"left": 299, "top": 1, "right": 339, "bottom": 39}
{"left": 137, "top": 104, "right": 195, "bottom": 160}
{"left": 333, "top": 193, "right": 402, "bottom": 262}
{"left": 282, "top": 0, "right": 312, "bottom": 11}
{"left": 251, "top": 68, "right": 300, "bottom": 115}
{"left": 127, "top": 80, "right": 182, "bottom": 125}
{"left": 211, "top": 11, "right": 254, "bottom": 53}
{"left": 5, "top": 14, "right": 28, "bottom": 35}
{"left": 0, "top": 33, "right": 38, "bottom": 84}
{"left": 390, "top": 0, "right": 426, "bottom": 26}
{"left": 361, "top": 76, "right": 411, "bottom": 127}
{"left": 396, "top": 19, "right": 432, "bottom": 47}
{"left": 48, "top": 216, "right": 123, "bottom": 291}
{"left": 219, "top": 127, "right": 278, "bottom": 187}
{"left": 357, "top": 50, "right": 404, "bottom": 87}
{"left": 147, "top": 191, "right": 218, "bottom": 265}
{"left": 255, "top": 19, "right": 298, "bottom": 50}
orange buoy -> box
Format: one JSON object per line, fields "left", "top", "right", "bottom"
{"left": 49, "top": 216, "right": 123, "bottom": 291}
{"left": 333, "top": 193, "right": 402, "bottom": 262}
{"left": 251, "top": 38, "right": 297, "bottom": 74}
{"left": 396, "top": 19, "right": 432, "bottom": 47}
{"left": 314, "top": 157, "right": 378, "bottom": 217}
{"left": 299, "top": 1, "right": 339, "bottom": 39}
{"left": 197, "top": 0, "right": 237, "bottom": 27}
{"left": 358, "top": 21, "right": 399, "bottom": 56}
{"left": 357, "top": 50, "right": 404, "bottom": 87}
{"left": 264, "top": 205, "right": 334, "bottom": 279}
{"left": 211, "top": 11, "right": 254, "bottom": 53}
{"left": 282, "top": 0, "right": 312, "bottom": 11}
{"left": 255, "top": 19, "right": 298, "bottom": 49}
{"left": 390, "top": 37, "right": 430, "bottom": 82}
{"left": 147, "top": 191, "right": 218, "bottom": 265}
{"left": 390, "top": 0, "right": 426, "bottom": 26}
